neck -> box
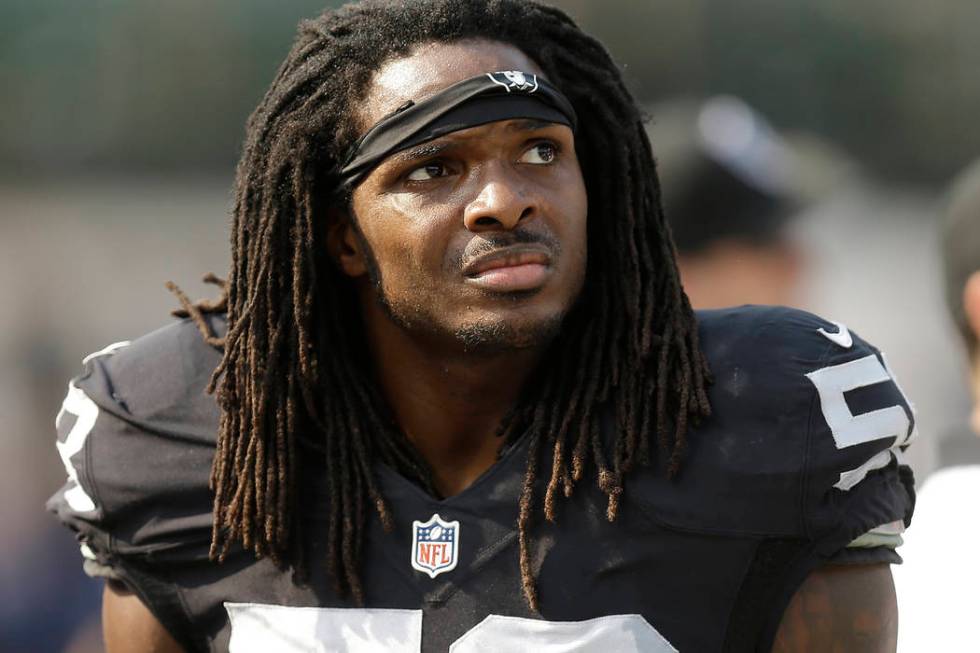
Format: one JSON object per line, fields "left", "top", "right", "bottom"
{"left": 362, "top": 305, "right": 545, "bottom": 498}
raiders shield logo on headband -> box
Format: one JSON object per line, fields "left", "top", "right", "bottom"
{"left": 487, "top": 70, "right": 539, "bottom": 93}
{"left": 340, "top": 70, "right": 574, "bottom": 188}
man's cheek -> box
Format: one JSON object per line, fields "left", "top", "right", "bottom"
{"left": 563, "top": 236, "right": 588, "bottom": 289}
{"left": 383, "top": 241, "right": 440, "bottom": 295}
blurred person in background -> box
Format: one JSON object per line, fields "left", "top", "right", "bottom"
{"left": 647, "top": 96, "right": 806, "bottom": 310}
{"left": 895, "top": 159, "right": 980, "bottom": 652}
{"left": 648, "top": 96, "right": 956, "bottom": 483}
{"left": 935, "top": 162, "right": 980, "bottom": 469}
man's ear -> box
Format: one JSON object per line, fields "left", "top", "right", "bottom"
{"left": 326, "top": 204, "right": 368, "bottom": 278}
{"left": 963, "top": 270, "right": 980, "bottom": 340}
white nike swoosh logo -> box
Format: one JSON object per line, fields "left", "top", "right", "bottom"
{"left": 817, "top": 321, "right": 853, "bottom": 348}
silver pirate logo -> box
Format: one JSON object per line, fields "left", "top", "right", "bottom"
{"left": 486, "top": 70, "right": 539, "bottom": 93}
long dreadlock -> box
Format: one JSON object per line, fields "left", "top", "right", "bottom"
{"left": 171, "top": 0, "right": 711, "bottom": 611}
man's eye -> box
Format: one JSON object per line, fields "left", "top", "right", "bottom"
{"left": 406, "top": 163, "right": 447, "bottom": 181}
{"left": 519, "top": 142, "right": 559, "bottom": 165}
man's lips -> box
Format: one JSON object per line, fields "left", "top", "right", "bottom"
{"left": 461, "top": 245, "right": 553, "bottom": 292}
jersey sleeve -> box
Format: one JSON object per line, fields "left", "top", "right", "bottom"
{"left": 675, "top": 306, "right": 916, "bottom": 651}
{"left": 629, "top": 305, "right": 916, "bottom": 554}
{"left": 801, "top": 316, "right": 916, "bottom": 561}
{"left": 46, "top": 318, "right": 223, "bottom": 580}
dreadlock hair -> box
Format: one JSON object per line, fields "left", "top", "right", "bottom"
{"left": 172, "top": 0, "right": 712, "bottom": 611}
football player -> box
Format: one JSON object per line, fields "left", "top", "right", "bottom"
{"left": 49, "top": 1, "right": 916, "bottom": 651}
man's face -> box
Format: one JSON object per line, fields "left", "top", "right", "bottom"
{"left": 333, "top": 39, "right": 588, "bottom": 353}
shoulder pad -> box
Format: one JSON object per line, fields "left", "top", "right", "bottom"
{"left": 630, "top": 306, "right": 915, "bottom": 550}
{"left": 78, "top": 314, "right": 225, "bottom": 440}
{"left": 47, "top": 315, "right": 225, "bottom": 567}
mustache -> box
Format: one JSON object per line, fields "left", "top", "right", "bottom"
{"left": 453, "top": 229, "right": 562, "bottom": 272}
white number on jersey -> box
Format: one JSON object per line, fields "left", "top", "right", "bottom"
{"left": 224, "top": 605, "right": 677, "bottom": 653}
{"left": 226, "top": 604, "right": 422, "bottom": 653}
{"left": 806, "top": 351, "right": 916, "bottom": 491}
{"left": 449, "top": 614, "right": 677, "bottom": 652}
{"left": 55, "top": 381, "right": 100, "bottom": 513}
{"left": 55, "top": 341, "right": 132, "bottom": 513}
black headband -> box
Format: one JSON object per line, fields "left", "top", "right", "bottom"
{"left": 338, "top": 71, "right": 577, "bottom": 189}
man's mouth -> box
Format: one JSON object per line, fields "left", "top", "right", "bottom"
{"left": 461, "top": 245, "right": 552, "bottom": 292}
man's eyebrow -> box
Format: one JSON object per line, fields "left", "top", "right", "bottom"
{"left": 387, "top": 142, "right": 451, "bottom": 165}
{"left": 384, "top": 119, "right": 561, "bottom": 167}
{"left": 506, "top": 118, "right": 560, "bottom": 132}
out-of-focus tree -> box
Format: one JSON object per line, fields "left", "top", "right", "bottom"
{"left": 0, "top": 0, "right": 334, "bottom": 175}
{"left": 1, "top": 0, "right": 978, "bottom": 185}
{"left": 553, "top": 0, "right": 980, "bottom": 185}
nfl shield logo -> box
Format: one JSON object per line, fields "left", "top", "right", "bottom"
{"left": 411, "top": 514, "right": 460, "bottom": 579}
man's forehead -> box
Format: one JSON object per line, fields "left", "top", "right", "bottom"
{"left": 360, "top": 39, "right": 544, "bottom": 130}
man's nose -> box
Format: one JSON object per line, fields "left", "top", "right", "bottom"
{"left": 462, "top": 169, "right": 536, "bottom": 232}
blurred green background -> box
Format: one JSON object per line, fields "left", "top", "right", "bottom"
{"left": 2, "top": 0, "right": 978, "bottom": 184}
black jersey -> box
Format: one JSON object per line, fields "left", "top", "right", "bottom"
{"left": 48, "top": 306, "right": 915, "bottom": 652}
